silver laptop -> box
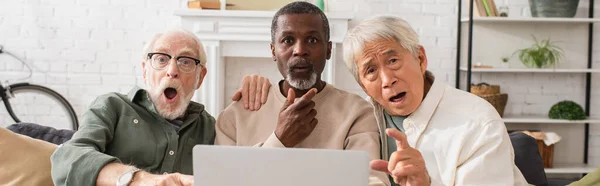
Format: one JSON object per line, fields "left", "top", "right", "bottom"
{"left": 193, "top": 145, "right": 370, "bottom": 186}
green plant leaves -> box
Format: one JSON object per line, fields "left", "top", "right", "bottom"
{"left": 516, "top": 36, "right": 564, "bottom": 68}
{"left": 548, "top": 100, "right": 587, "bottom": 120}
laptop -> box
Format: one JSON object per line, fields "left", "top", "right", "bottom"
{"left": 193, "top": 145, "right": 370, "bottom": 186}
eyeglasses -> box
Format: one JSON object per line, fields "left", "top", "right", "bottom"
{"left": 147, "top": 52, "right": 202, "bottom": 73}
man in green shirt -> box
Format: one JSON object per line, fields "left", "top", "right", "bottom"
{"left": 50, "top": 29, "right": 271, "bottom": 186}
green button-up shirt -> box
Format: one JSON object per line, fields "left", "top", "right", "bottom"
{"left": 50, "top": 86, "right": 215, "bottom": 186}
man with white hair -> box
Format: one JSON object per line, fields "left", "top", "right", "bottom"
{"left": 342, "top": 15, "right": 528, "bottom": 186}
{"left": 214, "top": 2, "right": 389, "bottom": 186}
{"left": 50, "top": 29, "right": 271, "bottom": 186}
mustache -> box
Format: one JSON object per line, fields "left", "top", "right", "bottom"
{"left": 157, "top": 80, "right": 182, "bottom": 93}
{"left": 287, "top": 58, "right": 314, "bottom": 71}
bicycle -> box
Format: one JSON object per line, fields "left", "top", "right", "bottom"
{"left": 0, "top": 45, "right": 79, "bottom": 130}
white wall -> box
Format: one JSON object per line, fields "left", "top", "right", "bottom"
{"left": 1, "top": 0, "right": 599, "bottom": 167}
{"left": 0, "top": 0, "right": 184, "bottom": 128}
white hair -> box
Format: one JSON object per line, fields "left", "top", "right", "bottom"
{"left": 142, "top": 28, "right": 207, "bottom": 67}
{"left": 142, "top": 28, "right": 206, "bottom": 120}
{"left": 342, "top": 15, "right": 420, "bottom": 82}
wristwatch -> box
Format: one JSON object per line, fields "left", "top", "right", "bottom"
{"left": 116, "top": 167, "right": 141, "bottom": 186}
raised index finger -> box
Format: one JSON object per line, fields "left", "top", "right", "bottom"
{"left": 292, "top": 88, "right": 317, "bottom": 109}
{"left": 386, "top": 128, "right": 410, "bottom": 150}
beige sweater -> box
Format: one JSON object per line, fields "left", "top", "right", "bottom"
{"left": 215, "top": 83, "right": 389, "bottom": 186}
{"left": 0, "top": 127, "right": 56, "bottom": 186}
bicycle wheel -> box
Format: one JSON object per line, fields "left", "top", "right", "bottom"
{"left": 1, "top": 83, "right": 79, "bottom": 130}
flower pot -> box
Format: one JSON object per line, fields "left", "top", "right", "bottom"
{"left": 529, "top": 0, "right": 580, "bottom": 17}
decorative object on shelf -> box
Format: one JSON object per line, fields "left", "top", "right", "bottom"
{"left": 548, "top": 100, "right": 587, "bottom": 120}
{"left": 471, "top": 83, "right": 499, "bottom": 95}
{"left": 501, "top": 57, "right": 510, "bottom": 68}
{"left": 471, "top": 0, "right": 499, "bottom": 17}
{"left": 529, "top": 0, "right": 580, "bottom": 18}
{"left": 522, "top": 131, "right": 562, "bottom": 168}
{"left": 516, "top": 36, "right": 563, "bottom": 69}
{"left": 470, "top": 83, "right": 508, "bottom": 117}
{"left": 188, "top": 0, "right": 202, "bottom": 9}
{"left": 499, "top": 6, "right": 509, "bottom": 17}
{"left": 315, "top": 0, "right": 325, "bottom": 11}
{"left": 473, "top": 62, "right": 493, "bottom": 68}
{"left": 187, "top": 0, "right": 233, "bottom": 10}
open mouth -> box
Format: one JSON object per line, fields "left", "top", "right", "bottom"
{"left": 291, "top": 65, "right": 313, "bottom": 72}
{"left": 389, "top": 92, "right": 407, "bottom": 103}
{"left": 164, "top": 87, "right": 178, "bottom": 102}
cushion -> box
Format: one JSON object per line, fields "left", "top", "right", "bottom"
{"left": 7, "top": 123, "right": 74, "bottom": 145}
{"left": 0, "top": 127, "right": 56, "bottom": 186}
{"left": 510, "top": 132, "right": 548, "bottom": 186}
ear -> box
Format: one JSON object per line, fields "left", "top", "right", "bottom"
{"left": 326, "top": 41, "right": 332, "bottom": 60}
{"left": 142, "top": 61, "right": 147, "bottom": 82}
{"left": 417, "top": 45, "right": 428, "bottom": 74}
{"left": 270, "top": 43, "right": 276, "bottom": 62}
{"left": 195, "top": 67, "right": 208, "bottom": 89}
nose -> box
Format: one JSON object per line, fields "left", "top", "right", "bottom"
{"left": 166, "top": 59, "right": 179, "bottom": 78}
{"left": 292, "top": 42, "right": 309, "bottom": 57}
{"left": 381, "top": 68, "right": 397, "bottom": 89}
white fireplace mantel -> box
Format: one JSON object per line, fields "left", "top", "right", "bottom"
{"left": 175, "top": 9, "right": 353, "bottom": 116}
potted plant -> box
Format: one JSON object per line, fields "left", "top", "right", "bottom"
{"left": 515, "top": 36, "right": 564, "bottom": 69}
{"left": 500, "top": 57, "right": 510, "bottom": 68}
{"left": 548, "top": 100, "right": 586, "bottom": 120}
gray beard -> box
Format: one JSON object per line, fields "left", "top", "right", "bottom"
{"left": 286, "top": 71, "right": 317, "bottom": 90}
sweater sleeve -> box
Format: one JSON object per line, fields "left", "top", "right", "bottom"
{"left": 344, "top": 104, "right": 391, "bottom": 186}
{"left": 214, "top": 109, "right": 238, "bottom": 146}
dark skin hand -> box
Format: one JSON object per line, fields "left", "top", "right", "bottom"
{"left": 275, "top": 88, "right": 318, "bottom": 147}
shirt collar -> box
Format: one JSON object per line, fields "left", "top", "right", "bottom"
{"left": 404, "top": 79, "right": 445, "bottom": 146}
{"left": 128, "top": 85, "right": 144, "bottom": 102}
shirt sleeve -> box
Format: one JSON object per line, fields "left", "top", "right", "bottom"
{"left": 50, "top": 98, "right": 120, "bottom": 186}
{"left": 453, "top": 119, "right": 528, "bottom": 186}
{"left": 345, "top": 108, "right": 391, "bottom": 186}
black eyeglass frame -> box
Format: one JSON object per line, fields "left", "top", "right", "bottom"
{"left": 146, "top": 52, "right": 202, "bottom": 72}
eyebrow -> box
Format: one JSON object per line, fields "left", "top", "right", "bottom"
{"left": 381, "top": 49, "right": 398, "bottom": 56}
{"left": 360, "top": 57, "right": 374, "bottom": 71}
{"left": 359, "top": 49, "right": 400, "bottom": 70}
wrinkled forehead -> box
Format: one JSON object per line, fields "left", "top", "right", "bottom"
{"left": 153, "top": 32, "right": 200, "bottom": 57}
{"left": 356, "top": 40, "right": 406, "bottom": 64}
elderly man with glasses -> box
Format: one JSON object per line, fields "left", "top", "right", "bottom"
{"left": 50, "top": 29, "right": 271, "bottom": 186}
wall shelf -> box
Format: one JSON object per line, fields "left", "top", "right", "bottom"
{"left": 460, "top": 67, "right": 600, "bottom": 73}
{"left": 545, "top": 163, "right": 598, "bottom": 174}
{"left": 502, "top": 115, "right": 600, "bottom": 124}
{"left": 461, "top": 17, "right": 600, "bottom": 23}
{"left": 457, "top": 0, "right": 597, "bottom": 176}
